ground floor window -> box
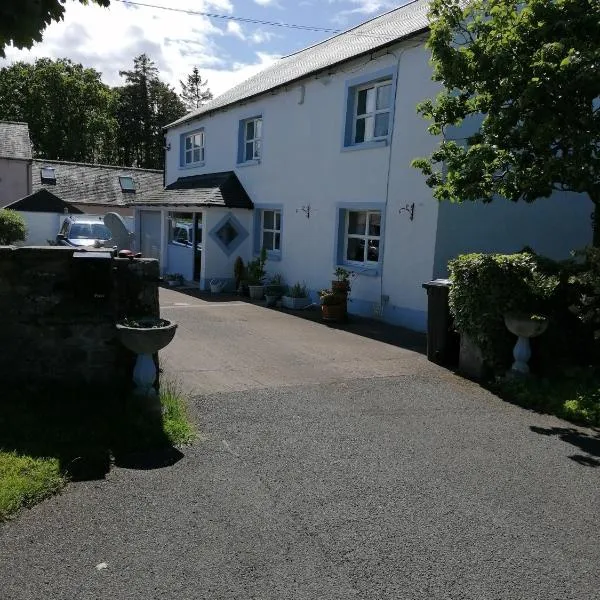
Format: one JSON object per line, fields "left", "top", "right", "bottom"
{"left": 345, "top": 210, "right": 381, "bottom": 264}
{"left": 168, "top": 212, "right": 195, "bottom": 247}
{"left": 261, "top": 209, "right": 281, "bottom": 253}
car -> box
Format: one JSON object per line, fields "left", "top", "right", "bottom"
{"left": 56, "top": 216, "right": 112, "bottom": 248}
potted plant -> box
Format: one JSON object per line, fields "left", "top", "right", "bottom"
{"left": 116, "top": 317, "right": 178, "bottom": 397}
{"left": 319, "top": 289, "right": 347, "bottom": 322}
{"left": 246, "top": 247, "right": 267, "bottom": 300}
{"left": 265, "top": 273, "right": 285, "bottom": 307}
{"left": 332, "top": 267, "right": 352, "bottom": 294}
{"left": 282, "top": 282, "right": 311, "bottom": 310}
{"left": 164, "top": 273, "right": 184, "bottom": 287}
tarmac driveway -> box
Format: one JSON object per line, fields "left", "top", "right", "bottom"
{"left": 0, "top": 288, "right": 599, "bottom": 599}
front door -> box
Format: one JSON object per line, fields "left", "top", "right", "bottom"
{"left": 193, "top": 213, "right": 203, "bottom": 281}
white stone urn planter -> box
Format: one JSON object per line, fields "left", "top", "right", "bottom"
{"left": 504, "top": 314, "right": 548, "bottom": 375}
{"left": 248, "top": 285, "right": 264, "bottom": 300}
{"left": 116, "top": 318, "right": 177, "bottom": 396}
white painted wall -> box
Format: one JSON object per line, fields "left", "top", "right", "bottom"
{"left": 165, "top": 36, "right": 441, "bottom": 329}
{"left": 0, "top": 158, "right": 30, "bottom": 207}
{"left": 16, "top": 211, "right": 61, "bottom": 245}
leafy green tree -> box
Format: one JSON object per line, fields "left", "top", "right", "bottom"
{"left": 180, "top": 66, "right": 213, "bottom": 111}
{"left": 0, "top": 58, "right": 117, "bottom": 163}
{"left": 114, "top": 54, "right": 186, "bottom": 169}
{"left": 412, "top": 0, "right": 600, "bottom": 246}
{"left": 0, "top": 0, "right": 109, "bottom": 57}
{"left": 0, "top": 209, "right": 26, "bottom": 245}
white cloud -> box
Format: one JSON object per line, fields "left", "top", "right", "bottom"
{"left": 0, "top": 0, "right": 278, "bottom": 97}
{"left": 329, "top": 0, "right": 397, "bottom": 24}
{"left": 249, "top": 29, "right": 279, "bottom": 45}
{"left": 253, "top": 0, "right": 281, "bottom": 6}
{"left": 226, "top": 21, "right": 246, "bottom": 40}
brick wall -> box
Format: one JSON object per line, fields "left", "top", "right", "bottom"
{"left": 0, "top": 246, "right": 160, "bottom": 392}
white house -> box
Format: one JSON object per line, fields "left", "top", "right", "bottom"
{"left": 130, "top": 0, "right": 593, "bottom": 332}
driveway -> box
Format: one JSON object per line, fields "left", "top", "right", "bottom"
{"left": 0, "top": 288, "right": 598, "bottom": 600}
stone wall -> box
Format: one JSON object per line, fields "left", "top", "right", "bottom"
{"left": 0, "top": 246, "right": 160, "bottom": 393}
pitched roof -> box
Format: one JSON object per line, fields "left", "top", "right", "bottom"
{"left": 32, "top": 159, "right": 163, "bottom": 207}
{"left": 167, "top": 0, "right": 430, "bottom": 129}
{"left": 0, "top": 121, "right": 32, "bottom": 160}
{"left": 4, "top": 189, "right": 83, "bottom": 214}
{"left": 130, "top": 171, "right": 253, "bottom": 209}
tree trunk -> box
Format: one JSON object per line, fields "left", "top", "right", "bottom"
{"left": 591, "top": 192, "right": 600, "bottom": 248}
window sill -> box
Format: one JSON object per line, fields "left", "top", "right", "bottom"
{"left": 180, "top": 162, "right": 205, "bottom": 170}
{"left": 257, "top": 250, "right": 282, "bottom": 262}
{"left": 337, "top": 263, "right": 380, "bottom": 277}
{"left": 237, "top": 159, "right": 261, "bottom": 168}
{"left": 341, "top": 139, "right": 388, "bottom": 153}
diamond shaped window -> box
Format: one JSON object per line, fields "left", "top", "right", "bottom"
{"left": 216, "top": 221, "right": 238, "bottom": 247}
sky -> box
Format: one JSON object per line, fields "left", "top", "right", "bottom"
{"left": 1, "top": 0, "right": 407, "bottom": 98}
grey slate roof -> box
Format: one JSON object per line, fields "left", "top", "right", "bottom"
{"left": 5, "top": 189, "right": 83, "bottom": 214}
{"left": 168, "top": 0, "right": 429, "bottom": 128}
{"left": 132, "top": 172, "right": 253, "bottom": 209}
{"left": 0, "top": 121, "right": 32, "bottom": 160}
{"left": 32, "top": 159, "right": 163, "bottom": 207}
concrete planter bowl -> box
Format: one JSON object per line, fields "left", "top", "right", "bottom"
{"left": 116, "top": 318, "right": 178, "bottom": 396}
{"left": 504, "top": 314, "right": 548, "bottom": 375}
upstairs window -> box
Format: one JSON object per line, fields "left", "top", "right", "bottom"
{"left": 40, "top": 166, "right": 56, "bottom": 184}
{"left": 353, "top": 81, "right": 392, "bottom": 144}
{"left": 238, "top": 116, "right": 262, "bottom": 164}
{"left": 183, "top": 130, "right": 205, "bottom": 166}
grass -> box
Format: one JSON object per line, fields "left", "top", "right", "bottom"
{"left": 0, "top": 377, "right": 195, "bottom": 522}
{"left": 494, "top": 367, "right": 600, "bottom": 427}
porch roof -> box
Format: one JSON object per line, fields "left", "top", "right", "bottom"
{"left": 129, "top": 171, "right": 254, "bottom": 209}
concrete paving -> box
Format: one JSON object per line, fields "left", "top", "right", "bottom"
{"left": 1, "top": 288, "right": 599, "bottom": 599}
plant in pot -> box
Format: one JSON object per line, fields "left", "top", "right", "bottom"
{"left": 332, "top": 267, "right": 353, "bottom": 295}
{"left": 246, "top": 247, "right": 267, "bottom": 300}
{"left": 265, "top": 273, "right": 285, "bottom": 307}
{"left": 116, "top": 316, "right": 178, "bottom": 397}
{"left": 282, "top": 282, "right": 311, "bottom": 310}
{"left": 164, "top": 273, "right": 184, "bottom": 287}
{"left": 319, "top": 289, "right": 347, "bottom": 322}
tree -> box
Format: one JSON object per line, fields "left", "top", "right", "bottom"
{"left": 0, "top": 209, "right": 26, "bottom": 245}
{"left": 412, "top": 0, "right": 600, "bottom": 246}
{"left": 0, "top": 0, "right": 109, "bottom": 58}
{"left": 0, "top": 58, "right": 117, "bottom": 163}
{"left": 114, "top": 54, "right": 186, "bottom": 169}
{"left": 179, "top": 67, "right": 213, "bottom": 111}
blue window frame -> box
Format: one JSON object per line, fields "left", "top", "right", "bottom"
{"left": 334, "top": 203, "right": 385, "bottom": 275}
{"left": 180, "top": 128, "right": 205, "bottom": 167}
{"left": 253, "top": 204, "right": 282, "bottom": 260}
{"left": 237, "top": 116, "right": 262, "bottom": 164}
{"left": 342, "top": 67, "right": 397, "bottom": 151}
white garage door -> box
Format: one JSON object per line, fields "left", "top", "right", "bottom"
{"left": 140, "top": 210, "right": 161, "bottom": 261}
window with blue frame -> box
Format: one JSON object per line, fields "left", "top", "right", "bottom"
{"left": 335, "top": 206, "right": 384, "bottom": 273}
{"left": 261, "top": 209, "right": 281, "bottom": 253}
{"left": 238, "top": 116, "right": 262, "bottom": 163}
{"left": 182, "top": 130, "right": 205, "bottom": 166}
{"left": 343, "top": 68, "right": 396, "bottom": 149}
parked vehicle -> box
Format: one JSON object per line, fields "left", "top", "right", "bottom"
{"left": 56, "top": 216, "right": 112, "bottom": 248}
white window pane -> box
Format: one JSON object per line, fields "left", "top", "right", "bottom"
{"left": 263, "top": 210, "right": 274, "bottom": 230}
{"left": 369, "top": 212, "right": 381, "bottom": 236}
{"left": 255, "top": 119, "right": 262, "bottom": 139}
{"left": 377, "top": 84, "right": 392, "bottom": 110}
{"left": 254, "top": 139, "right": 261, "bottom": 159}
{"left": 355, "top": 118, "right": 366, "bottom": 144}
{"left": 374, "top": 113, "right": 389, "bottom": 138}
{"left": 193, "top": 134, "right": 202, "bottom": 148}
{"left": 364, "top": 116, "right": 375, "bottom": 141}
{"left": 348, "top": 211, "right": 366, "bottom": 235}
{"left": 275, "top": 211, "right": 281, "bottom": 230}
{"left": 246, "top": 120, "right": 254, "bottom": 140}
{"left": 366, "top": 87, "right": 376, "bottom": 113}
{"left": 367, "top": 239, "right": 380, "bottom": 262}
{"left": 193, "top": 148, "right": 201, "bottom": 162}
{"left": 263, "top": 231, "right": 274, "bottom": 250}
{"left": 245, "top": 142, "right": 254, "bottom": 161}
{"left": 274, "top": 232, "right": 280, "bottom": 250}
{"left": 347, "top": 238, "right": 365, "bottom": 262}
{"left": 185, "top": 137, "right": 192, "bottom": 150}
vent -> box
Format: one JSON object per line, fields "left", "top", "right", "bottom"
{"left": 119, "top": 175, "right": 136, "bottom": 193}
{"left": 40, "top": 166, "right": 56, "bottom": 184}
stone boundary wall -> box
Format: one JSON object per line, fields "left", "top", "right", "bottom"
{"left": 0, "top": 246, "right": 159, "bottom": 393}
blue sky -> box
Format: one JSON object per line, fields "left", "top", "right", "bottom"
{"left": 1, "top": 0, "right": 409, "bottom": 97}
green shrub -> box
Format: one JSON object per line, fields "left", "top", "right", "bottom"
{"left": 0, "top": 209, "right": 26, "bottom": 245}
{"left": 569, "top": 247, "right": 600, "bottom": 345}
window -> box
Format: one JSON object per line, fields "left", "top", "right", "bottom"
{"left": 345, "top": 210, "right": 381, "bottom": 264}
{"left": 238, "top": 116, "right": 262, "bottom": 164}
{"left": 40, "top": 166, "right": 56, "bottom": 183}
{"left": 119, "top": 175, "right": 135, "bottom": 192}
{"left": 183, "top": 130, "right": 205, "bottom": 166}
{"left": 343, "top": 68, "right": 396, "bottom": 149}
{"left": 353, "top": 81, "right": 392, "bottom": 144}
{"left": 168, "top": 212, "right": 194, "bottom": 247}
{"left": 261, "top": 209, "right": 281, "bottom": 253}
{"left": 209, "top": 213, "right": 249, "bottom": 257}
